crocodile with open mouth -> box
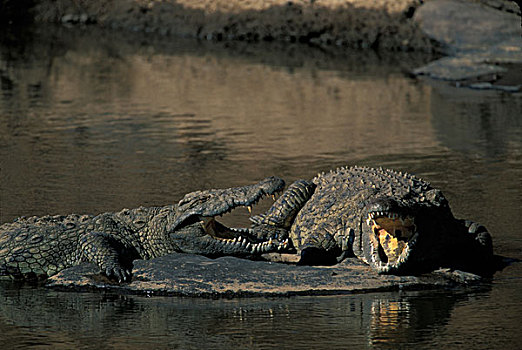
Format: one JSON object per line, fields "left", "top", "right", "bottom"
{"left": 0, "top": 177, "right": 288, "bottom": 282}
{"left": 250, "top": 166, "right": 495, "bottom": 275}
{"left": 0, "top": 166, "right": 496, "bottom": 282}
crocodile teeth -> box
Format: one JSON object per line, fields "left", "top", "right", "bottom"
{"left": 277, "top": 239, "right": 289, "bottom": 250}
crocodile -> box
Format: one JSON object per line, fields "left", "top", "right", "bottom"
{"left": 0, "top": 177, "right": 289, "bottom": 282}
{"left": 0, "top": 166, "right": 497, "bottom": 282}
{"left": 250, "top": 166, "right": 495, "bottom": 275}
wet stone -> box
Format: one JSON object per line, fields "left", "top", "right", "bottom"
{"left": 47, "top": 253, "right": 483, "bottom": 297}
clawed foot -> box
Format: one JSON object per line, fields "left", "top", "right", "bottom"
{"left": 102, "top": 265, "right": 133, "bottom": 283}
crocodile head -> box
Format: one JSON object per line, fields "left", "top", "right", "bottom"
{"left": 167, "top": 177, "right": 290, "bottom": 257}
{"left": 354, "top": 187, "right": 452, "bottom": 274}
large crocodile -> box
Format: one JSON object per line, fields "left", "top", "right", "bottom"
{"left": 251, "top": 166, "right": 495, "bottom": 275}
{"left": 0, "top": 177, "right": 288, "bottom": 282}
{"left": 0, "top": 166, "right": 497, "bottom": 282}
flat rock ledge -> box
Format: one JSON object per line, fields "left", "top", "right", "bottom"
{"left": 47, "top": 253, "right": 483, "bottom": 297}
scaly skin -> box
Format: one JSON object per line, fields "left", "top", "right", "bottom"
{"left": 251, "top": 166, "right": 495, "bottom": 275}
{"left": 0, "top": 177, "right": 288, "bottom": 282}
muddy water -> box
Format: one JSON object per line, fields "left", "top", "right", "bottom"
{"left": 0, "top": 26, "right": 521, "bottom": 349}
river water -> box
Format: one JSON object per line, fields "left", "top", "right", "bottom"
{"left": 0, "top": 25, "right": 521, "bottom": 349}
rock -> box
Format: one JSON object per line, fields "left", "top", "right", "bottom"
{"left": 46, "top": 253, "right": 484, "bottom": 297}
{"left": 414, "top": 0, "right": 520, "bottom": 54}
{"left": 413, "top": 56, "right": 508, "bottom": 81}
{"left": 413, "top": 0, "right": 522, "bottom": 91}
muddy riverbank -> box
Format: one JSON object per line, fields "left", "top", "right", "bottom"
{"left": 31, "top": 0, "right": 432, "bottom": 50}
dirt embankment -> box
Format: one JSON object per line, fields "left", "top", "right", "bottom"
{"left": 31, "top": 0, "right": 432, "bottom": 51}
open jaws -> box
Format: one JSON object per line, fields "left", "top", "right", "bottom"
{"left": 196, "top": 187, "right": 290, "bottom": 254}
{"left": 366, "top": 211, "right": 418, "bottom": 269}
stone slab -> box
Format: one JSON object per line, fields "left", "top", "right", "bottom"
{"left": 46, "top": 253, "right": 483, "bottom": 297}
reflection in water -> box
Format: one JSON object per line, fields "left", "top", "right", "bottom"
{"left": 368, "top": 292, "right": 461, "bottom": 348}
{"left": 0, "top": 25, "right": 437, "bottom": 222}
{"left": 430, "top": 85, "right": 522, "bottom": 159}
{"left": 1, "top": 25, "right": 521, "bottom": 349}
{"left": 0, "top": 281, "right": 486, "bottom": 349}
{"left": 370, "top": 299, "right": 413, "bottom": 345}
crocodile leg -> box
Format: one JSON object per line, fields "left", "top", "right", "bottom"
{"left": 448, "top": 219, "right": 495, "bottom": 273}
{"left": 249, "top": 179, "right": 316, "bottom": 239}
{"left": 246, "top": 180, "right": 317, "bottom": 263}
{"left": 79, "top": 232, "right": 137, "bottom": 282}
{"left": 462, "top": 219, "right": 493, "bottom": 255}
{"left": 298, "top": 222, "right": 345, "bottom": 265}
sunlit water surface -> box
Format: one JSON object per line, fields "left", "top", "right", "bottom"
{"left": 0, "top": 26, "right": 521, "bottom": 349}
